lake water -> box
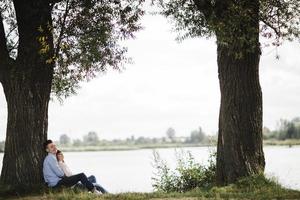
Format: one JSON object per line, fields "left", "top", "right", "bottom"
{"left": 0, "top": 146, "right": 299, "bottom": 193}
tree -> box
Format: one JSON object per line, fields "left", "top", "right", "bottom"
{"left": 157, "top": 0, "right": 300, "bottom": 185}
{"left": 262, "top": 126, "right": 272, "bottom": 139}
{"left": 297, "top": 127, "right": 300, "bottom": 139}
{"left": 59, "top": 134, "right": 71, "bottom": 145}
{"left": 72, "top": 138, "right": 82, "bottom": 146}
{"left": 166, "top": 127, "right": 176, "bottom": 142}
{"left": 135, "top": 136, "right": 149, "bottom": 144}
{"left": 0, "top": 0, "right": 144, "bottom": 187}
{"left": 278, "top": 119, "right": 299, "bottom": 139}
{"left": 83, "top": 131, "right": 99, "bottom": 146}
{"left": 189, "top": 127, "right": 206, "bottom": 143}
{"left": 286, "top": 123, "right": 297, "bottom": 139}
{"left": 292, "top": 117, "right": 300, "bottom": 138}
{"left": 292, "top": 117, "right": 300, "bottom": 124}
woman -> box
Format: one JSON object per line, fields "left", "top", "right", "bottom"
{"left": 56, "top": 150, "right": 108, "bottom": 194}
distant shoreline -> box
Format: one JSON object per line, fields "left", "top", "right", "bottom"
{"left": 0, "top": 140, "right": 299, "bottom": 153}
{"left": 58, "top": 143, "right": 214, "bottom": 152}
{"left": 263, "top": 139, "right": 300, "bottom": 146}
{"left": 49, "top": 140, "right": 300, "bottom": 152}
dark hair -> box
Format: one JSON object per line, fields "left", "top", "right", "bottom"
{"left": 56, "top": 150, "right": 63, "bottom": 161}
{"left": 43, "top": 139, "right": 53, "bottom": 150}
{"left": 56, "top": 150, "right": 62, "bottom": 155}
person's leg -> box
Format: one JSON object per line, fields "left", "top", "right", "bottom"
{"left": 56, "top": 173, "right": 95, "bottom": 191}
{"left": 87, "top": 175, "right": 108, "bottom": 193}
{"left": 94, "top": 183, "right": 108, "bottom": 194}
{"left": 73, "top": 182, "right": 85, "bottom": 190}
{"left": 87, "top": 175, "right": 96, "bottom": 183}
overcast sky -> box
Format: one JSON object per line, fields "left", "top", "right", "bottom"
{"left": 0, "top": 12, "right": 300, "bottom": 141}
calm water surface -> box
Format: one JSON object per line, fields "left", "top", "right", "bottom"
{"left": 0, "top": 146, "right": 299, "bottom": 193}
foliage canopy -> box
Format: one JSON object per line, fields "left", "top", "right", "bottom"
{"left": 0, "top": 0, "right": 145, "bottom": 98}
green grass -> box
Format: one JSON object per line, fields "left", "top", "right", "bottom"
{"left": 1, "top": 175, "right": 300, "bottom": 200}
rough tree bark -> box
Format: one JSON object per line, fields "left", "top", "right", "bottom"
{"left": 0, "top": 0, "right": 54, "bottom": 186}
{"left": 215, "top": 0, "right": 265, "bottom": 185}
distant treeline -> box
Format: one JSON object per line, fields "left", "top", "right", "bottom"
{"left": 263, "top": 117, "right": 300, "bottom": 140}
{"left": 56, "top": 126, "right": 216, "bottom": 147}
{"left": 1, "top": 118, "right": 300, "bottom": 152}
{"left": 0, "top": 127, "right": 214, "bottom": 152}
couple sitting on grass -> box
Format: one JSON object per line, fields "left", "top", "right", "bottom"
{"left": 43, "top": 139, "right": 108, "bottom": 195}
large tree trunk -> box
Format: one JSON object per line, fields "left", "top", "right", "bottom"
{"left": 216, "top": 42, "right": 265, "bottom": 185}
{"left": 0, "top": 0, "right": 54, "bottom": 187}
{"left": 0, "top": 70, "right": 52, "bottom": 186}
{"left": 215, "top": 0, "right": 265, "bottom": 185}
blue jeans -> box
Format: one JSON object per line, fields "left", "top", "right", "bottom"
{"left": 75, "top": 175, "right": 108, "bottom": 193}
{"left": 55, "top": 173, "right": 94, "bottom": 191}
{"left": 75, "top": 175, "right": 108, "bottom": 194}
{"left": 88, "top": 175, "right": 108, "bottom": 194}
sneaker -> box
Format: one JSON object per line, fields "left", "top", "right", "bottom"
{"left": 92, "top": 188, "right": 102, "bottom": 195}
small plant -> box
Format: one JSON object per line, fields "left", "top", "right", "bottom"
{"left": 152, "top": 149, "right": 216, "bottom": 193}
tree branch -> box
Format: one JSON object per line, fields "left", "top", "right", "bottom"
{"left": 48, "top": 0, "right": 64, "bottom": 4}
{"left": 0, "top": 14, "right": 14, "bottom": 83}
{"left": 54, "top": 0, "right": 70, "bottom": 60}
{"left": 0, "top": 13, "right": 9, "bottom": 64}
{"left": 193, "top": 0, "right": 213, "bottom": 18}
{"left": 49, "top": 0, "right": 64, "bottom": 10}
{"left": 260, "top": 17, "right": 281, "bottom": 37}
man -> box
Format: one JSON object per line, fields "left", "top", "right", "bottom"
{"left": 43, "top": 139, "right": 101, "bottom": 194}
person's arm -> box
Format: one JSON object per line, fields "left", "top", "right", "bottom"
{"left": 48, "top": 157, "right": 64, "bottom": 177}
{"left": 58, "top": 162, "right": 68, "bottom": 176}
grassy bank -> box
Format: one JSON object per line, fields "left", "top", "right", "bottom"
{"left": 1, "top": 175, "right": 300, "bottom": 200}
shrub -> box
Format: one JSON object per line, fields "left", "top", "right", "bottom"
{"left": 152, "top": 149, "right": 216, "bottom": 193}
